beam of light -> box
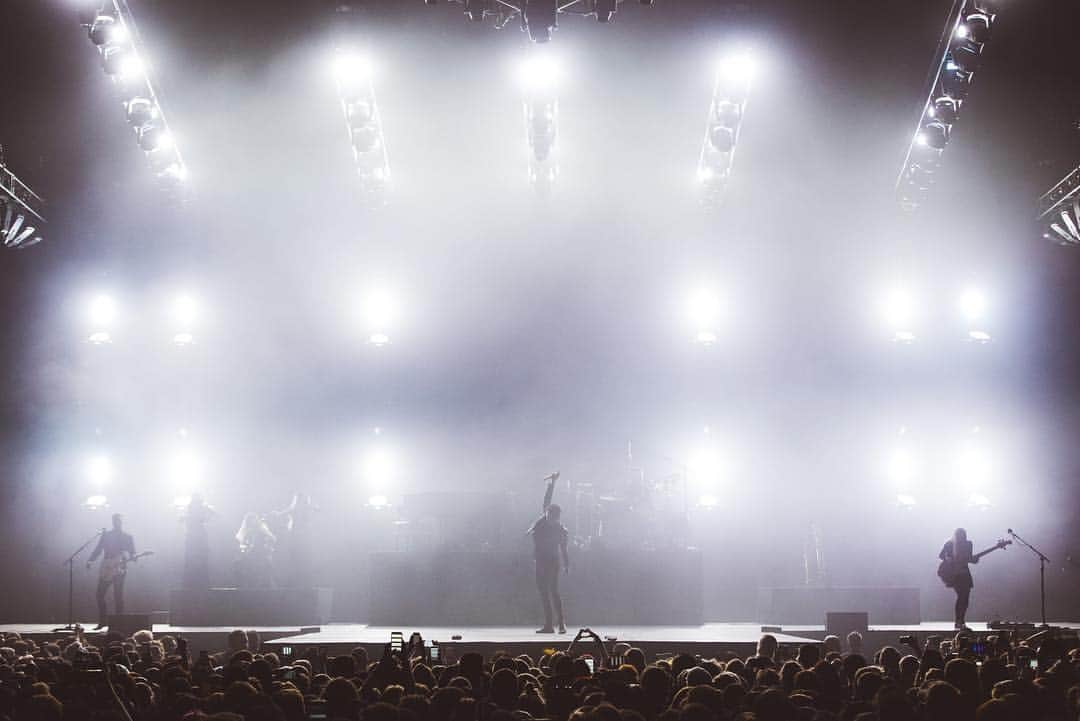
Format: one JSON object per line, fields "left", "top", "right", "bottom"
{"left": 959, "top": 286, "right": 992, "bottom": 342}
{"left": 171, "top": 293, "right": 199, "bottom": 345}
{"left": 84, "top": 495, "right": 109, "bottom": 510}
{"left": 362, "top": 289, "right": 397, "bottom": 346}
{"left": 333, "top": 53, "right": 373, "bottom": 83}
{"left": 363, "top": 447, "right": 397, "bottom": 488}
{"left": 367, "top": 494, "right": 390, "bottom": 510}
{"left": 886, "top": 448, "right": 919, "bottom": 486}
{"left": 718, "top": 52, "right": 755, "bottom": 86}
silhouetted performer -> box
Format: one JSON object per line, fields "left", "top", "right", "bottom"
{"left": 268, "top": 492, "right": 319, "bottom": 588}
{"left": 182, "top": 494, "right": 215, "bottom": 589}
{"left": 940, "top": 527, "right": 977, "bottom": 629}
{"left": 527, "top": 472, "right": 569, "bottom": 634}
{"left": 235, "top": 512, "right": 276, "bottom": 588}
{"left": 86, "top": 513, "right": 136, "bottom": 629}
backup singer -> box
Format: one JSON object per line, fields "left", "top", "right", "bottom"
{"left": 939, "top": 527, "right": 977, "bottom": 630}
{"left": 86, "top": 513, "right": 137, "bottom": 629}
{"left": 527, "top": 472, "right": 569, "bottom": 634}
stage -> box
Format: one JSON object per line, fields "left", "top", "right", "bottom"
{"left": 6, "top": 621, "right": 1076, "bottom": 658}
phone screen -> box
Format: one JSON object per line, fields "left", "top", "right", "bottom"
{"left": 391, "top": 632, "right": 404, "bottom": 653}
{"left": 584, "top": 657, "right": 594, "bottom": 674}
{"left": 1029, "top": 659, "right": 1038, "bottom": 670}
{"left": 430, "top": 645, "right": 440, "bottom": 662}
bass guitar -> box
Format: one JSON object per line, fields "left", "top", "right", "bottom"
{"left": 937, "top": 538, "right": 1010, "bottom": 587}
{"left": 99, "top": 551, "right": 155, "bottom": 583}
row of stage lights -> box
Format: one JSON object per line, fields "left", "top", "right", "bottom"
{"left": 79, "top": 283, "right": 994, "bottom": 349}
{"left": 896, "top": 0, "right": 997, "bottom": 210}
{"left": 75, "top": 428, "right": 1002, "bottom": 514}
{"left": 82, "top": 1, "right": 188, "bottom": 190}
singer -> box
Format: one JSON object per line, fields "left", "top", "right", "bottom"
{"left": 527, "top": 471, "right": 569, "bottom": 633}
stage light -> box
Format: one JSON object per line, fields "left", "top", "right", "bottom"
{"left": 86, "top": 455, "right": 114, "bottom": 485}
{"left": 687, "top": 447, "right": 723, "bottom": 487}
{"left": 137, "top": 125, "right": 173, "bottom": 153}
{"left": 363, "top": 289, "right": 397, "bottom": 346}
{"left": 685, "top": 288, "right": 722, "bottom": 344}
{"left": 886, "top": 449, "right": 919, "bottom": 485}
{"left": 84, "top": 495, "right": 109, "bottom": 510}
{"left": 367, "top": 494, "right": 390, "bottom": 510}
{"left": 170, "top": 294, "right": 199, "bottom": 345}
{"left": 896, "top": 494, "right": 917, "bottom": 509}
{"left": 955, "top": 445, "right": 991, "bottom": 493}
{"left": 172, "top": 495, "right": 192, "bottom": 509}
{"left": 958, "top": 287, "right": 991, "bottom": 342}
{"left": 89, "top": 14, "right": 126, "bottom": 46}
{"left": 697, "top": 494, "right": 719, "bottom": 510}
{"left": 166, "top": 450, "right": 204, "bottom": 500}
{"left": 719, "top": 53, "right": 755, "bottom": 87}
{"left": 333, "top": 53, "right": 373, "bottom": 84}
{"left": 968, "top": 493, "right": 991, "bottom": 509}
{"left": 363, "top": 447, "right": 396, "bottom": 488}
{"left": 880, "top": 288, "right": 918, "bottom": 343}
{"left": 87, "top": 294, "right": 117, "bottom": 344}
{"left": 519, "top": 53, "right": 560, "bottom": 92}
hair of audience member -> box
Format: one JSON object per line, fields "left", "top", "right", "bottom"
{"left": 922, "top": 681, "right": 965, "bottom": 721}
{"left": 755, "top": 634, "right": 778, "bottom": 660}
{"left": 779, "top": 661, "right": 800, "bottom": 693}
{"left": 625, "top": 648, "right": 646, "bottom": 674}
{"left": 797, "top": 644, "right": 821, "bottom": 670}
{"left": 822, "top": 635, "right": 842, "bottom": 656}
{"left": 324, "top": 676, "right": 360, "bottom": 719}
{"left": 272, "top": 687, "right": 306, "bottom": 721}
{"left": 846, "top": 631, "right": 864, "bottom": 655}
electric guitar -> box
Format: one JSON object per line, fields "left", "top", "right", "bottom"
{"left": 937, "top": 539, "right": 1010, "bottom": 587}
{"left": 98, "top": 551, "right": 154, "bottom": 583}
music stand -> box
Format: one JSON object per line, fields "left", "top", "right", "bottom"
{"left": 1008, "top": 528, "right": 1050, "bottom": 628}
{"left": 52, "top": 530, "right": 104, "bottom": 633}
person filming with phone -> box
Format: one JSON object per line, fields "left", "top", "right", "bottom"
{"left": 527, "top": 471, "right": 569, "bottom": 634}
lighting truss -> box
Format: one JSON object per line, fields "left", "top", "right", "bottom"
{"left": 83, "top": 0, "right": 188, "bottom": 192}
{"left": 333, "top": 55, "right": 391, "bottom": 206}
{"left": 1038, "top": 165, "right": 1080, "bottom": 246}
{"left": 696, "top": 56, "right": 752, "bottom": 205}
{"left": 423, "top": 0, "right": 651, "bottom": 43}
{"left": 895, "top": 0, "right": 998, "bottom": 210}
{"left": 0, "top": 160, "right": 46, "bottom": 250}
{"left": 523, "top": 80, "right": 559, "bottom": 193}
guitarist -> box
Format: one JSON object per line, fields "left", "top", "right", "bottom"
{"left": 86, "top": 513, "right": 137, "bottom": 629}
{"left": 939, "top": 528, "right": 977, "bottom": 630}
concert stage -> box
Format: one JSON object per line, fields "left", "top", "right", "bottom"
{"left": 4, "top": 621, "right": 1077, "bottom": 658}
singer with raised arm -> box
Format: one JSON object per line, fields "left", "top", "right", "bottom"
{"left": 86, "top": 513, "right": 136, "bottom": 629}
{"left": 527, "top": 471, "right": 569, "bottom": 634}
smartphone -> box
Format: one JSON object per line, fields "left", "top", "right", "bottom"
{"left": 583, "top": 657, "right": 594, "bottom": 674}
{"left": 607, "top": 655, "right": 623, "bottom": 669}
{"left": 1029, "top": 659, "right": 1038, "bottom": 670}
{"left": 390, "top": 632, "right": 405, "bottom": 654}
{"left": 280, "top": 646, "right": 292, "bottom": 658}
{"left": 899, "top": 635, "right": 916, "bottom": 646}
{"left": 971, "top": 642, "right": 985, "bottom": 655}
{"left": 430, "top": 643, "right": 440, "bottom": 663}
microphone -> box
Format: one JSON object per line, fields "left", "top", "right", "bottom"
{"left": 544, "top": 471, "right": 560, "bottom": 482}
{"left": 1007, "top": 528, "right": 1014, "bottom": 535}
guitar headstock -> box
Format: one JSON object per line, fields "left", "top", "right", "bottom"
{"left": 995, "top": 538, "right": 1012, "bottom": 550}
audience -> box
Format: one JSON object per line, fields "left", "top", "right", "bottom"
{"left": 0, "top": 623, "right": 1077, "bottom": 721}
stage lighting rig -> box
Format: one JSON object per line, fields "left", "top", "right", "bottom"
{"left": 332, "top": 52, "right": 392, "bottom": 205}
{"left": 423, "top": 0, "right": 652, "bottom": 43}
{"left": 896, "top": 0, "right": 999, "bottom": 210}
{"left": 1038, "top": 165, "right": 1080, "bottom": 246}
{"left": 82, "top": 1, "right": 189, "bottom": 193}
{"left": 519, "top": 53, "right": 560, "bottom": 193}
{"left": 0, "top": 156, "right": 46, "bottom": 250}
{"left": 697, "top": 53, "right": 753, "bottom": 204}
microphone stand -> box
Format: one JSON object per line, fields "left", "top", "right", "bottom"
{"left": 52, "top": 530, "right": 104, "bottom": 633}
{"left": 1008, "top": 528, "right": 1051, "bottom": 629}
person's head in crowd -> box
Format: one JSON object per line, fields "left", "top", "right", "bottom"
{"left": 226, "top": 629, "right": 248, "bottom": 654}
{"left": 756, "top": 634, "right": 778, "bottom": 660}
{"left": 797, "top": 644, "right": 820, "bottom": 670}
{"left": 324, "top": 676, "right": 360, "bottom": 719}
{"left": 245, "top": 629, "right": 260, "bottom": 652}
{"left": 846, "top": 631, "right": 864, "bottom": 655}
{"left": 822, "top": 635, "right": 842, "bottom": 656}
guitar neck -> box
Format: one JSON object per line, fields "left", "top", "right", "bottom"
{"left": 973, "top": 545, "right": 1002, "bottom": 561}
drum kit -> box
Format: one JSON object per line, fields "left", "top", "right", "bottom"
{"left": 567, "top": 469, "right": 692, "bottom": 551}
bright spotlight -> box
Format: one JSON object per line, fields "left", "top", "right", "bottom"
{"left": 86, "top": 455, "right": 114, "bottom": 485}
{"left": 886, "top": 449, "right": 919, "bottom": 485}
{"left": 89, "top": 294, "right": 117, "bottom": 327}
{"left": 166, "top": 450, "right": 204, "bottom": 492}
{"left": 955, "top": 445, "right": 991, "bottom": 490}
{"left": 172, "top": 495, "right": 192, "bottom": 509}
{"left": 367, "top": 494, "right": 390, "bottom": 510}
{"left": 171, "top": 294, "right": 199, "bottom": 345}
{"left": 84, "top": 495, "right": 109, "bottom": 510}
{"left": 519, "top": 54, "right": 560, "bottom": 92}
{"left": 719, "top": 53, "right": 754, "bottom": 86}
{"left": 697, "top": 493, "right": 720, "bottom": 510}
{"left": 955, "top": 24, "right": 970, "bottom": 39}
{"left": 968, "top": 493, "right": 991, "bottom": 509}
{"left": 333, "top": 53, "right": 373, "bottom": 83}
{"left": 362, "top": 289, "right": 397, "bottom": 346}
{"left": 880, "top": 288, "right": 917, "bottom": 342}
{"left": 687, "top": 447, "right": 723, "bottom": 486}
{"left": 896, "top": 493, "right": 917, "bottom": 509}
{"left": 686, "top": 288, "right": 722, "bottom": 344}
{"left": 363, "top": 447, "right": 396, "bottom": 487}
{"left": 958, "top": 288, "right": 987, "bottom": 321}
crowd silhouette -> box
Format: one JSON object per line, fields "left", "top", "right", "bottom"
{"left": 0, "top": 623, "right": 1077, "bottom": 721}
